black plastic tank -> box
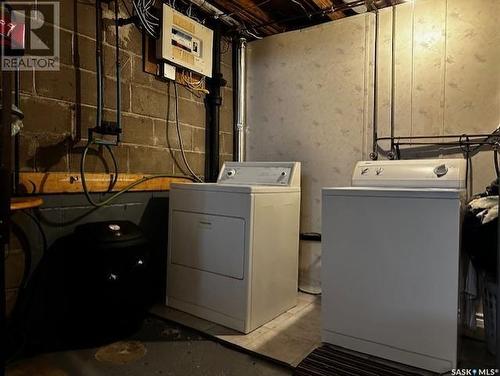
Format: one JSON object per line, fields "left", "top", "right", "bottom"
{"left": 52, "top": 220, "right": 153, "bottom": 344}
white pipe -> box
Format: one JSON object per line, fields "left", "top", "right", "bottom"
{"left": 235, "top": 38, "right": 247, "bottom": 162}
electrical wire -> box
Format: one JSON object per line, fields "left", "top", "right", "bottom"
{"left": 239, "top": 0, "right": 366, "bottom": 33}
{"left": 291, "top": 0, "right": 311, "bottom": 19}
{"left": 132, "top": 0, "right": 160, "bottom": 39}
{"left": 80, "top": 141, "right": 196, "bottom": 207}
{"left": 494, "top": 149, "right": 500, "bottom": 180}
{"left": 181, "top": 71, "right": 209, "bottom": 94}
{"left": 80, "top": 1, "right": 200, "bottom": 208}
{"left": 16, "top": 211, "right": 47, "bottom": 288}
{"left": 173, "top": 82, "right": 204, "bottom": 182}
{"left": 459, "top": 135, "right": 474, "bottom": 199}
{"left": 3, "top": 209, "right": 48, "bottom": 364}
{"left": 224, "top": 0, "right": 271, "bottom": 18}
{"left": 243, "top": 26, "right": 263, "bottom": 40}
{"left": 80, "top": 142, "right": 119, "bottom": 201}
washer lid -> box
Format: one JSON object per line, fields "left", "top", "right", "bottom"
{"left": 352, "top": 159, "right": 466, "bottom": 189}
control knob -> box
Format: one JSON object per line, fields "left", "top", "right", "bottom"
{"left": 433, "top": 164, "right": 448, "bottom": 178}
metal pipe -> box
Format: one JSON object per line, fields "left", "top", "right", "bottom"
{"left": 95, "top": 0, "right": 103, "bottom": 130}
{"left": 115, "top": 0, "right": 121, "bottom": 131}
{"left": 186, "top": 0, "right": 241, "bottom": 27}
{"left": 389, "top": 4, "right": 396, "bottom": 158}
{"left": 391, "top": 141, "right": 499, "bottom": 146}
{"left": 377, "top": 133, "right": 500, "bottom": 140}
{"left": 205, "top": 23, "right": 223, "bottom": 182}
{"left": 235, "top": 38, "right": 247, "bottom": 162}
{"left": 14, "top": 68, "right": 20, "bottom": 194}
{"left": 370, "top": 9, "right": 379, "bottom": 160}
{"left": 0, "top": 68, "right": 13, "bottom": 376}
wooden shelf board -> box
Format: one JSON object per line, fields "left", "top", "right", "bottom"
{"left": 18, "top": 172, "right": 191, "bottom": 195}
{"left": 10, "top": 196, "right": 44, "bottom": 211}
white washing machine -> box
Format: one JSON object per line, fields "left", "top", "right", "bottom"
{"left": 321, "top": 159, "right": 466, "bottom": 373}
{"left": 167, "top": 162, "right": 301, "bottom": 333}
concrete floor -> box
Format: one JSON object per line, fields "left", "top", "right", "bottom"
{"left": 151, "top": 292, "right": 321, "bottom": 367}
{"left": 6, "top": 314, "right": 495, "bottom": 375}
{"left": 6, "top": 317, "right": 293, "bottom": 376}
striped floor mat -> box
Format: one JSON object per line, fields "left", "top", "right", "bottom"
{"left": 295, "top": 345, "right": 439, "bottom": 376}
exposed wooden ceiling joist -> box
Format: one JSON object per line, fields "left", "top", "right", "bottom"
{"left": 204, "top": 0, "right": 411, "bottom": 38}
{"left": 309, "top": 0, "right": 346, "bottom": 20}
{"left": 211, "top": 0, "right": 284, "bottom": 35}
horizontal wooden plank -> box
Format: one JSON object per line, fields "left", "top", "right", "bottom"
{"left": 10, "top": 196, "right": 44, "bottom": 211}
{"left": 310, "top": 0, "right": 346, "bottom": 20}
{"left": 18, "top": 172, "right": 192, "bottom": 195}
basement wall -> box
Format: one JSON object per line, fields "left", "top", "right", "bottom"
{"left": 14, "top": 0, "right": 234, "bottom": 176}
{"left": 247, "top": 14, "right": 375, "bottom": 233}
{"left": 247, "top": 0, "right": 500, "bottom": 236}
{"left": 375, "top": 0, "right": 500, "bottom": 193}
{"left": 5, "top": 1, "right": 234, "bottom": 317}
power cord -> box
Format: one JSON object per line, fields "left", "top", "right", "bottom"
{"left": 79, "top": 80, "right": 203, "bottom": 208}
{"left": 460, "top": 135, "right": 474, "bottom": 199}
{"left": 173, "top": 81, "right": 203, "bottom": 183}
{"left": 494, "top": 144, "right": 500, "bottom": 180}
{"left": 80, "top": 141, "right": 196, "bottom": 208}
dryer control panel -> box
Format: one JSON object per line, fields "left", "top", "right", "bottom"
{"left": 218, "top": 162, "right": 300, "bottom": 187}
{"left": 352, "top": 159, "right": 466, "bottom": 189}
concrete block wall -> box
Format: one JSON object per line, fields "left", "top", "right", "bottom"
{"left": 5, "top": 1, "right": 234, "bottom": 317}
{"left": 16, "top": 0, "right": 234, "bottom": 176}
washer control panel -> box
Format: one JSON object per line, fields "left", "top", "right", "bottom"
{"left": 352, "top": 159, "right": 466, "bottom": 189}
{"left": 218, "top": 162, "right": 300, "bottom": 186}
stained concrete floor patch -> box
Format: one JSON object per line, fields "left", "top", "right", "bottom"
{"left": 8, "top": 317, "right": 292, "bottom": 376}
{"left": 95, "top": 341, "right": 147, "bottom": 365}
{"left": 7, "top": 358, "right": 68, "bottom": 376}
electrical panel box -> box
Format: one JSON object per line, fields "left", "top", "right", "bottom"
{"left": 157, "top": 4, "right": 213, "bottom": 77}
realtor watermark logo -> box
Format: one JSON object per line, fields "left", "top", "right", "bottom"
{"left": 1, "top": 1, "right": 60, "bottom": 70}
{"left": 452, "top": 369, "right": 499, "bottom": 375}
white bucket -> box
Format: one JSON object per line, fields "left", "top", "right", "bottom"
{"left": 299, "top": 234, "right": 322, "bottom": 295}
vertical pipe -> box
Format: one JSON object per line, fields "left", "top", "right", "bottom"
{"left": 235, "top": 38, "right": 247, "bottom": 162}
{"left": 389, "top": 4, "right": 396, "bottom": 159}
{"left": 205, "top": 22, "right": 222, "bottom": 182}
{"left": 371, "top": 10, "right": 379, "bottom": 160}
{"left": 115, "top": 0, "right": 121, "bottom": 132}
{"left": 14, "top": 68, "right": 20, "bottom": 194}
{"left": 497, "top": 190, "right": 500, "bottom": 367}
{"left": 0, "top": 69, "right": 13, "bottom": 376}
{"left": 95, "top": 0, "right": 103, "bottom": 131}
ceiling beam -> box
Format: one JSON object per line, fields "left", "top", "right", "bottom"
{"left": 309, "top": 0, "right": 346, "bottom": 20}
{"left": 210, "top": 0, "right": 283, "bottom": 35}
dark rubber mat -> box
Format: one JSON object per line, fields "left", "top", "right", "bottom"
{"left": 295, "top": 344, "right": 439, "bottom": 376}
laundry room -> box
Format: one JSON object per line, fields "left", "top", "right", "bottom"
{"left": 0, "top": 0, "right": 499, "bottom": 375}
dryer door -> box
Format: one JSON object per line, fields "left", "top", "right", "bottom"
{"left": 170, "top": 210, "right": 245, "bottom": 279}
